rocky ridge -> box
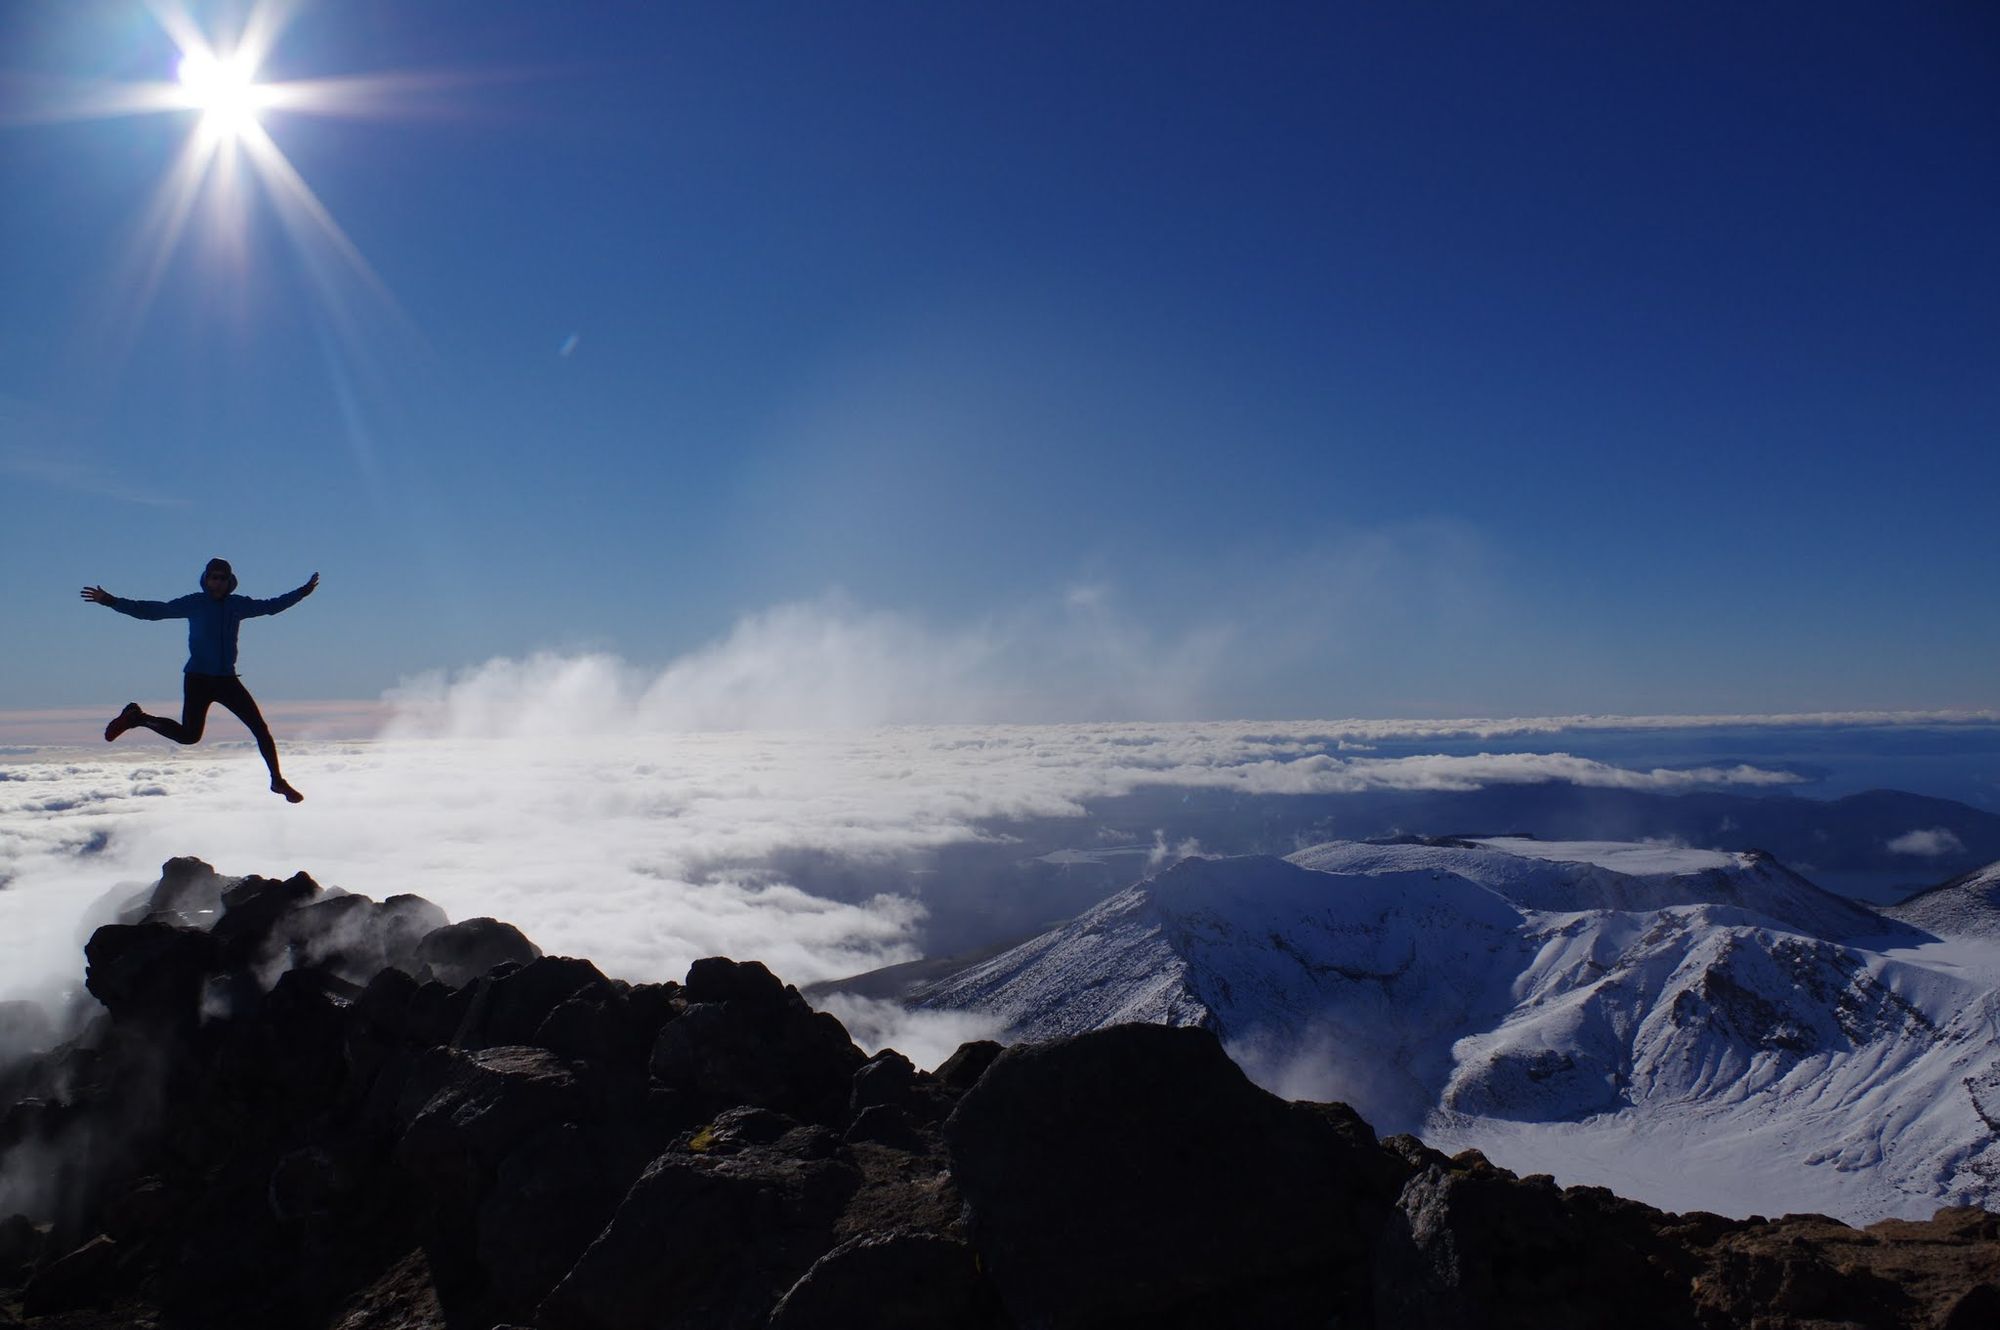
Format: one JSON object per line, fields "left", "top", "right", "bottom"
{"left": 891, "top": 839, "right": 2000, "bottom": 1220}
{"left": 0, "top": 856, "right": 1994, "bottom": 1329}
{"left": 1887, "top": 860, "right": 2000, "bottom": 939}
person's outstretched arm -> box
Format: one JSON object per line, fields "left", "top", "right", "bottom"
{"left": 80, "top": 586, "right": 194, "bottom": 620}
{"left": 240, "top": 571, "right": 319, "bottom": 619}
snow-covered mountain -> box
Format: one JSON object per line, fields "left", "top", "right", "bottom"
{"left": 1886, "top": 860, "right": 2000, "bottom": 939}
{"left": 903, "top": 837, "right": 2000, "bottom": 1222}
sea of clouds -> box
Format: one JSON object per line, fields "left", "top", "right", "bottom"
{"left": 4, "top": 599, "right": 1994, "bottom": 1065}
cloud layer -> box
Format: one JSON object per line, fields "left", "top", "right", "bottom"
{"left": 0, "top": 711, "right": 1811, "bottom": 1015}
{"left": 5, "top": 597, "right": 1989, "bottom": 1045}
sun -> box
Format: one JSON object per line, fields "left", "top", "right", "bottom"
{"left": 18, "top": 0, "right": 465, "bottom": 362}
{"left": 175, "top": 49, "right": 271, "bottom": 142}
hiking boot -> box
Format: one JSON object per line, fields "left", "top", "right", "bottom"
{"left": 105, "top": 703, "right": 144, "bottom": 742}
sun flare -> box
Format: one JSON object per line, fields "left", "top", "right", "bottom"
{"left": 175, "top": 50, "right": 270, "bottom": 141}
{"left": 10, "top": 0, "right": 437, "bottom": 351}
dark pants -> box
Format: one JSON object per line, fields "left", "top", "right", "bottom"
{"left": 137, "top": 672, "right": 282, "bottom": 778}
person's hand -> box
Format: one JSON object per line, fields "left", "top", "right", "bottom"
{"left": 302, "top": 572, "right": 320, "bottom": 595}
{"left": 81, "top": 586, "right": 114, "bottom": 606}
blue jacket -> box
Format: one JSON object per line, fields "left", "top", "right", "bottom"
{"left": 108, "top": 576, "right": 313, "bottom": 676}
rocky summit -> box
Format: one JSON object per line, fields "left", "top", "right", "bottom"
{"left": 0, "top": 858, "right": 1996, "bottom": 1329}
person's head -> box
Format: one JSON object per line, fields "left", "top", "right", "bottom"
{"left": 202, "top": 558, "right": 237, "bottom": 599}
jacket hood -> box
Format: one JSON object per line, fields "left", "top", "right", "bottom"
{"left": 201, "top": 558, "right": 238, "bottom": 594}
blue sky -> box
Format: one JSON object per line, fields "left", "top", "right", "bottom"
{"left": 2, "top": 1, "right": 1994, "bottom": 719}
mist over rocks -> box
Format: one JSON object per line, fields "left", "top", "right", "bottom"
{"left": 0, "top": 858, "right": 1994, "bottom": 1328}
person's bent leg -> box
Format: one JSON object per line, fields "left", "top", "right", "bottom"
{"left": 121, "top": 674, "right": 216, "bottom": 744}
{"left": 215, "top": 677, "right": 302, "bottom": 803}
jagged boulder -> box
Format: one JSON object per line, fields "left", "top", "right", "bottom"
{"left": 396, "top": 1045, "right": 586, "bottom": 1212}
{"left": 766, "top": 1230, "right": 1002, "bottom": 1330}
{"left": 415, "top": 917, "right": 542, "bottom": 988}
{"left": 0, "top": 1212, "right": 43, "bottom": 1287}
{"left": 649, "top": 958, "right": 864, "bottom": 1124}
{"left": 20, "top": 1232, "right": 121, "bottom": 1315}
{"left": 533, "top": 979, "right": 680, "bottom": 1074}
{"left": 82, "top": 921, "right": 215, "bottom": 1024}
{"left": 850, "top": 1049, "right": 916, "bottom": 1114}
{"left": 452, "top": 955, "right": 618, "bottom": 1051}
{"left": 475, "top": 1122, "right": 641, "bottom": 1317}
{"left": 275, "top": 891, "right": 450, "bottom": 987}
{"left": 122, "top": 854, "right": 229, "bottom": 926}
{"left": 933, "top": 1038, "right": 1003, "bottom": 1091}
{"left": 944, "top": 1022, "right": 1397, "bottom": 1328}
{"left": 1374, "top": 1152, "right": 1700, "bottom": 1328}
{"left": 538, "top": 1126, "right": 859, "bottom": 1330}
{"left": 212, "top": 871, "right": 326, "bottom": 968}
{"left": 1690, "top": 1206, "right": 2000, "bottom": 1329}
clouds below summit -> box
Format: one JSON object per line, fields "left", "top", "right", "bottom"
{"left": 4, "top": 598, "right": 1991, "bottom": 1025}
{"left": 1, "top": 705, "right": 1812, "bottom": 1011}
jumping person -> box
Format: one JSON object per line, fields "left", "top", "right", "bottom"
{"left": 81, "top": 558, "right": 319, "bottom": 803}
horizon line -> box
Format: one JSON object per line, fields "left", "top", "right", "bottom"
{"left": 2, "top": 702, "right": 1997, "bottom": 749}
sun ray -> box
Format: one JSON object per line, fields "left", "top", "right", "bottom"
{"left": 0, "top": 78, "right": 188, "bottom": 128}
{"left": 236, "top": 117, "right": 397, "bottom": 309}
{"left": 88, "top": 125, "right": 225, "bottom": 373}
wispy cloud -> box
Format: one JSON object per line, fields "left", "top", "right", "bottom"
{"left": 1887, "top": 828, "right": 1967, "bottom": 858}
{"left": 0, "top": 396, "right": 185, "bottom": 507}
{"left": 377, "top": 594, "right": 1999, "bottom": 740}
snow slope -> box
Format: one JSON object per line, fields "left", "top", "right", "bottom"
{"left": 908, "top": 838, "right": 2000, "bottom": 1222}
{"left": 1886, "top": 860, "right": 2000, "bottom": 939}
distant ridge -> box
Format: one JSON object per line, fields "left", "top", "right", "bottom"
{"left": 1887, "top": 860, "right": 2000, "bottom": 939}
{"left": 896, "top": 839, "right": 1997, "bottom": 1222}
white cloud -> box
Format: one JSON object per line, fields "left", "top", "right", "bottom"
{"left": 2, "top": 595, "right": 1950, "bottom": 1029}
{"left": 0, "top": 717, "right": 1810, "bottom": 1013}
{"left": 811, "top": 994, "right": 1006, "bottom": 1072}
{"left": 1887, "top": 828, "right": 1967, "bottom": 859}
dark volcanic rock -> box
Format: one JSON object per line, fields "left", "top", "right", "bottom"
{"left": 415, "top": 917, "right": 542, "bottom": 988}
{"left": 12, "top": 855, "right": 2000, "bottom": 1330}
{"left": 278, "top": 891, "right": 450, "bottom": 987}
{"left": 475, "top": 1123, "right": 637, "bottom": 1316}
{"left": 933, "top": 1038, "right": 1003, "bottom": 1091}
{"left": 0, "top": 1212, "right": 44, "bottom": 1286}
{"left": 649, "top": 958, "right": 864, "bottom": 1124}
{"left": 212, "top": 871, "right": 325, "bottom": 966}
{"left": 452, "top": 955, "right": 615, "bottom": 1051}
{"left": 1691, "top": 1206, "right": 2000, "bottom": 1329}
{"left": 325, "top": 1247, "right": 448, "bottom": 1330}
{"left": 1375, "top": 1153, "right": 1698, "bottom": 1328}
{"left": 539, "top": 1139, "right": 860, "bottom": 1330}
{"left": 844, "top": 1103, "right": 920, "bottom": 1150}
{"left": 21, "top": 1232, "right": 120, "bottom": 1315}
{"left": 767, "top": 1230, "right": 1002, "bottom": 1330}
{"left": 945, "top": 1022, "right": 1395, "bottom": 1328}
{"left": 83, "top": 922, "right": 215, "bottom": 1025}
{"left": 685, "top": 955, "right": 787, "bottom": 1004}
{"left": 396, "top": 1044, "right": 585, "bottom": 1208}
{"left": 850, "top": 1049, "right": 916, "bottom": 1114}
{"left": 125, "top": 854, "right": 228, "bottom": 926}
